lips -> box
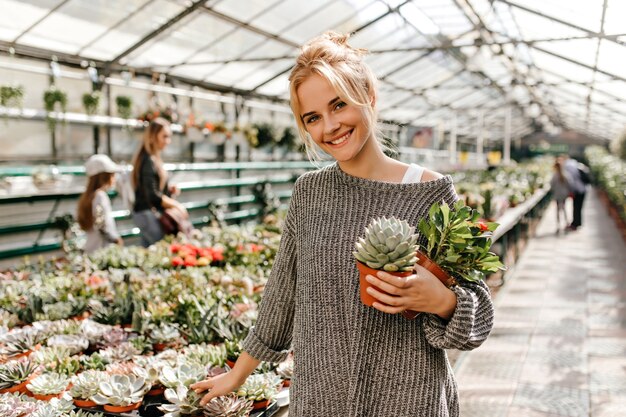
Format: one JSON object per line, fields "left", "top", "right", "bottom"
{"left": 326, "top": 129, "right": 353, "bottom": 147}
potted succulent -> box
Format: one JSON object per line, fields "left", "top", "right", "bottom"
{"left": 26, "top": 373, "right": 69, "bottom": 400}
{"left": 416, "top": 201, "right": 505, "bottom": 286}
{"left": 353, "top": 216, "right": 419, "bottom": 308}
{"left": 46, "top": 334, "right": 89, "bottom": 355}
{"left": 91, "top": 373, "right": 150, "bottom": 412}
{"left": 159, "top": 362, "right": 206, "bottom": 389}
{"left": 150, "top": 323, "right": 182, "bottom": 352}
{"left": 69, "top": 370, "right": 107, "bottom": 408}
{"left": 203, "top": 394, "right": 253, "bottom": 417}
{"left": 181, "top": 343, "right": 226, "bottom": 369}
{"left": 236, "top": 373, "right": 280, "bottom": 410}
{"left": 158, "top": 385, "right": 203, "bottom": 417}
{"left": 1, "top": 330, "right": 42, "bottom": 360}
{"left": 0, "top": 360, "right": 38, "bottom": 394}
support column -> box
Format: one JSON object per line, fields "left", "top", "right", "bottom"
{"left": 504, "top": 107, "right": 511, "bottom": 164}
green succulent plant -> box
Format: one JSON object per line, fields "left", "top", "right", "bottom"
{"left": 91, "top": 374, "right": 150, "bottom": 407}
{"left": 353, "top": 216, "right": 419, "bottom": 272}
{"left": 79, "top": 352, "right": 109, "bottom": 371}
{"left": 181, "top": 343, "right": 226, "bottom": 368}
{"left": 1, "top": 330, "right": 42, "bottom": 357}
{"left": 69, "top": 370, "right": 108, "bottom": 400}
{"left": 0, "top": 360, "right": 37, "bottom": 390}
{"left": 26, "top": 373, "right": 69, "bottom": 395}
{"left": 159, "top": 385, "right": 202, "bottom": 417}
{"left": 236, "top": 373, "right": 280, "bottom": 402}
{"left": 159, "top": 362, "right": 206, "bottom": 389}
{"left": 202, "top": 394, "right": 253, "bottom": 417}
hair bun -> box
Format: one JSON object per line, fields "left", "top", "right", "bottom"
{"left": 306, "top": 31, "right": 368, "bottom": 58}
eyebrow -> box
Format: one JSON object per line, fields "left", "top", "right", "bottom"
{"left": 300, "top": 96, "right": 341, "bottom": 120}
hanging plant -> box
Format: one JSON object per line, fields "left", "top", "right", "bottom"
{"left": 116, "top": 95, "right": 132, "bottom": 119}
{"left": 82, "top": 91, "right": 101, "bottom": 115}
{"left": 251, "top": 123, "right": 276, "bottom": 148}
{"left": 277, "top": 126, "right": 299, "bottom": 150}
{"left": 43, "top": 86, "right": 68, "bottom": 132}
{"left": 244, "top": 125, "right": 258, "bottom": 148}
{"left": 0, "top": 85, "right": 24, "bottom": 108}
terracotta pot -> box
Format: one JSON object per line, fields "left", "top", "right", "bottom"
{"left": 0, "top": 378, "right": 29, "bottom": 395}
{"left": 356, "top": 261, "right": 412, "bottom": 308}
{"left": 252, "top": 399, "right": 270, "bottom": 410}
{"left": 415, "top": 249, "right": 457, "bottom": 288}
{"left": 153, "top": 342, "right": 167, "bottom": 352}
{"left": 147, "top": 386, "right": 165, "bottom": 396}
{"left": 282, "top": 379, "right": 291, "bottom": 388}
{"left": 226, "top": 359, "right": 236, "bottom": 368}
{"left": 103, "top": 402, "right": 141, "bottom": 413}
{"left": 73, "top": 398, "right": 97, "bottom": 408}
{"left": 33, "top": 392, "right": 62, "bottom": 401}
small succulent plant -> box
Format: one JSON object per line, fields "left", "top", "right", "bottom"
{"left": 181, "top": 343, "right": 226, "bottom": 368}
{"left": 160, "top": 362, "right": 207, "bottom": 388}
{"left": 158, "top": 385, "right": 202, "bottom": 417}
{"left": 276, "top": 359, "right": 293, "bottom": 381}
{"left": 79, "top": 352, "right": 109, "bottom": 371}
{"left": 46, "top": 334, "right": 89, "bottom": 355}
{"left": 69, "top": 370, "right": 107, "bottom": 400}
{"left": 150, "top": 324, "right": 181, "bottom": 344}
{"left": 353, "top": 216, "right": 419, "bottom": 272}
{"left": 91, "top": 374, "right": 150, "bottom": 407}
{"left": 236, "top": 373, "right": 280, "bottom": 402}
{"left": 0, "top": 329, "right": 42, "bottom": 358}
{"left": 99, "top": 343, "right": 141, "bottom": 362}
{"left": 202, "top": 394, "right": 253, "bottom": 417}
{"left": 26, "top": 373, "right": 69, "bottom": 395}
{"left": 0, "top": 360, "right": 38, "bottom": 390}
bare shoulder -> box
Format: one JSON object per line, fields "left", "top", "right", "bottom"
{"left": 421, "top": 168, "right": 444, "bottom": 182}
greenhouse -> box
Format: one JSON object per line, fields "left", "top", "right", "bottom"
{"left": 0, "top": 1, "right": 625, "bottom": 416}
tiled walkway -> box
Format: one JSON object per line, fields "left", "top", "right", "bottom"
{"left": 456, "top": 188, "right": 626, "bottom": 417}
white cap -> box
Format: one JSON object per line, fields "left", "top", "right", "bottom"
{"left": 85, "top": 154, "right": 121, "bottom": 177}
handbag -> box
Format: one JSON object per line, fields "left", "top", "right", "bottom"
{"left": 155, "top": 206, "right": 193, "bottom": 237}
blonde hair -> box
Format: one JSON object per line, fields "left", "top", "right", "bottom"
{"left": 132, "top": 117, "right": 169, "bottom": 191}
{"left": 289, "top": 31, "right": 388, "bottom": 163}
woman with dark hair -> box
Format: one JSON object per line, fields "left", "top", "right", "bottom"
{"left": 77, "top": 154, "right": 123, "bottom": 254}
{"left": 132, "top": 117, "right": 187, "bottom": 247}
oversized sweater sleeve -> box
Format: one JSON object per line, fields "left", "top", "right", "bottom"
{"left": 242, "top": 187, "right": 298, "bottom": 363}
{"left": 422, "top": 279, "right": 494, "bottom": 350}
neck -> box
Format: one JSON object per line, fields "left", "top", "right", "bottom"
{"left": 337, "top": 136, "right": 401, "bottom": 181}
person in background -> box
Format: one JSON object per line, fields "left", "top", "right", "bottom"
{"left": 191, "top": 31, "right": 493, "bottom": 417}
{"left": 131, "top": 117, "right": 188, "bottom": 247}
{"left": 77, "top": 154, "right": 123, "bottom": 254}
{"left": 560, "top": 155, "right": 587, "bottom": 231}
{"left": 550, "top": 159, "right": 572, "bottom": 234}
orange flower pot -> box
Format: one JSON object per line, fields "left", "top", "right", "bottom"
{"left": 226, "top": 359, "right": 236, "bottom": 368}
{"left": 252, "top": 399, "right": 270, "bottom": 410}
{"left": 33, "top": 392, "right": 62, "bottom": 401}
{"left": 74, "top": 398, "right": 98, "bottom": 408}
{"left": 103, "top": 402, "right": 141, "bottom": 413}
{"left": 282, "top": 379, "right": 291, "bottom": 388}
{"left": 415, "top": 249, "right": 457, "bottom": 288}
{"left": 0, "top": 379, "right": 29, "bottom": 395}
{"left": 356, "top": 261, "right": 412, "bottom": 307}
{"left": 147, "top": 386, "right": 165, "bottom": 396}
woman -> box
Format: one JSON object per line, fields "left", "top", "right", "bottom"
{"left": 192, "top": 32, "right": 493, "bottom": 416}
{"left": 550, "top": 159, "right": 572, "bottom": 233}
{"left": 77, "top": 154, "right": 123, "bottom": 254}
{"left": 131, "top": 118, "right": 187, "bottom": 247}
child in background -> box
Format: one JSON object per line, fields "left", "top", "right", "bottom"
{"left": 77, "top": 154, "right": 123, "bottom": 254}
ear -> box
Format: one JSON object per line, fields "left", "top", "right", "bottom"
{"left": 370, "top": 94, "right": 376, "bottom": 108}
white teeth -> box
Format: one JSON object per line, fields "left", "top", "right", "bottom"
{"left": 330, "top": 131, "right": 350, "bottom": 145}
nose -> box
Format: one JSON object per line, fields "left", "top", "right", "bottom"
{"left": 323, "top": 114, "right": 340, "bottom": 136}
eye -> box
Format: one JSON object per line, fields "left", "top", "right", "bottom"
{"left": 305, "top": 115, "right": 319, "bottom": 124}
{"left": 334, "top": 101, "right": 347, "bottom": 111}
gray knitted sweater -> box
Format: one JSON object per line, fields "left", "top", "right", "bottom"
{"left": 243, "top": 163, "right": 494, "bottom": 417}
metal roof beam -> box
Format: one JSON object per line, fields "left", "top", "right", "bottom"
{"left": 109, "top": 0, "right": 207, "bottom": 65}
{"left": 585, "top": 0, "right": 609, "bottom": 129}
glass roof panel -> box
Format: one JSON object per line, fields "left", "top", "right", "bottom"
{"left": 224, "top": 59, "right": 294, "bottom": 91}
{"left": 80, "top": 0, "right": 184, "bottom": 61}
{"left": 603, "top": 0, "right": 626, "bottom": 35}
{"left": 513, "top": 0, "right": 603, "bottom": 33}
{"left": 531, "top": 48, "right": 595, "bottom": 83}
{"left": 596, "top": 40, "right": 626, "bottom": 80}
{"left": 211, "top": 0, "right": 282, "bottom": 23}
{"left": 0, "top": 0, "right": 63, "bottom": 41}
{"left": 415, "top": 0, "right": 473, "bottom": 36}
{"left": 255, "top": 72, "right": 291, "bottom": 97}
{"left": 533, "top": 39, "right": 599, "bottom": 69}
{"left": 510, "top": 7, "right": 589, "bottom": 40}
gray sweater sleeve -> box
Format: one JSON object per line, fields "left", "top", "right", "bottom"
{"left": 242, "top": 193, "right": 298, "bottom": 363}
{"left": 422, "top": 279, "right": 494, "bottom": 350}
{"left": 93, "top": 191, "right": 120, "bottom": 243}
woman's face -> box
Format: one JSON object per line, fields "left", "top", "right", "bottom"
{"left": 297, "top": 74, "right": 372, "bottom": 163}
{"left": 156, "top": 126, "right": 172, "bottom": 151}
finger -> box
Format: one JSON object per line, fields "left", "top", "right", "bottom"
{"left": 199, "top": 391, "right": 216, "bottom": 406}
{"left": 376, "top": 271, "right": 413, "bottom": 289}
{"left": 366, "top": 286, "right": 403, "bottom": 306}
{"left": 366, "top": 274, "right": 401, "bottom": 295}
{"left": 372, "top": 301, "right": 406, "bottom": 315}
{"left": 190, "top": 380, "right": 213, "bottom": 392}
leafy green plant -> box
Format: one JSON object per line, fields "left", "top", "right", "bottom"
{"left": 82, "top": 92, "right": 100, "bottom": 115}
{"left": 43, "top": 87, "right": 68, "bottom": 132}
{"left": 418, "top": 201, "right": 505, "bottom": 283}
{"left": 115, "top": 95, "right": 132, "bottom": 119}
{"left": 0, "top": 85, "right": 24, "bottom": 108}
{"left": 251, "top": 123, "right": 276, "bottom": 148}
{"left": 353, "top": 217, "right": 419, "bottom": 272}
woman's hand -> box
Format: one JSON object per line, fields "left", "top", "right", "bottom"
{"left": 190, "top": 371, "right": 246, "bottom": 406}
{"left": 365, "top": 266, "right": 457, "bottom": 320}
{"left": 169, "top": 184, "right": 180, "bottom": 197}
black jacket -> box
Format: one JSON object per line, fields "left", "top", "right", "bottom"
{"left": 133, "top": 150, "right": 170, "bottom": 212}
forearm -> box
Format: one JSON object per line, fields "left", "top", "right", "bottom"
{"left": 230, "top": 352, "right": 260, "bottom": 383}
{"left": 161, "top": 195, "right": 182, "bottom": 210}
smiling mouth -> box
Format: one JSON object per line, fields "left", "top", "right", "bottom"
{"left": 327, "top": 129, "right": 352, "bottom": 146}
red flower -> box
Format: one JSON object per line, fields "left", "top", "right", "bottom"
{"left": 171, "top": 256, "right": 184, "bottom": 267}
{"left": 170, "top": 243, "right": 181, "bottom": 253}
{"left": 184, "top": 256, "right": 197, "bottom": 267}
{"left": 477, "top": 222, "right": 489, "bottom": 232}
{"left": 211, "top": 247, "right": 224, "bottom": 262}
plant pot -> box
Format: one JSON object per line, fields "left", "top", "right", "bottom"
{"left": 103, "top": 402, "right": 141, "bottom": 413}
{"left": 153, "top": 342, "right": 167, "bottom": 352}
{"left": 415, "top": 249, "right": 457, "bottom": 288}
{"left": 147, "top": 386, "right": 165, "bottom": 396}
{"left": 282, "top": 379, "right": 291, "bottom": 388}
{"left": 356, "top": 261, "right": 412, "bottom": 307}
{"left": 226, "top": 359, "right": 236, "bottom": 368}
{"left": 252, "top": 399, "right": 270, "bottom": 410}
{"left": 74, "top": 398, "right": 98, "bottom": 408}
{"left": 33, "top": 392, "right": 63, "bottom": 401}
{"left": 0, "top": 378, "right": 29, "bottom": 395}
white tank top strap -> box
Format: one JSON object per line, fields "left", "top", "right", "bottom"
{"left": 401, "top": 163, "right": 425, "bottom": 184}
